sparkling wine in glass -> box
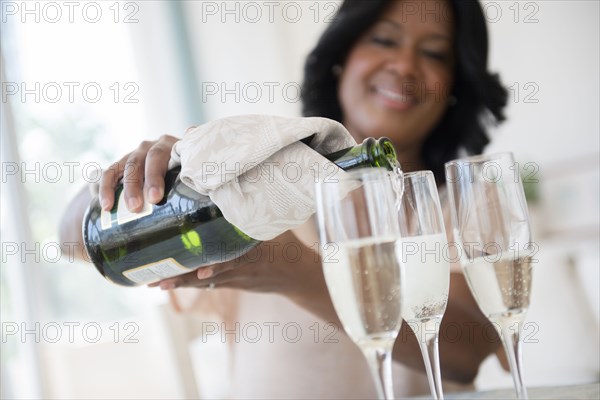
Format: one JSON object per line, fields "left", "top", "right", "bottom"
{"left": 315, "top": 168, "right": 405, "bottom": 400}
{"left": 398, "top": 171, "right": 450, "bottom": 400}
{"left": 445, "top": 152, "right": 533, "bottom": 399}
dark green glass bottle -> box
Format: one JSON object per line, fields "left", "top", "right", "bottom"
{"left": 83, "top": 137, "right": 399, "bottom": 286}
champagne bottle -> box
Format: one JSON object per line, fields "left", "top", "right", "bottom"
{"left": 83, "top": 137, "right": 399, "bottom": 286}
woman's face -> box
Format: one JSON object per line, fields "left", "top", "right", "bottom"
{"left": 338, "top": 0, "right": 455, "bottom": 159}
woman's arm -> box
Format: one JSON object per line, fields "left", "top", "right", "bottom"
{"left": 163, "top": 228, "right": 501, "bottom": 383}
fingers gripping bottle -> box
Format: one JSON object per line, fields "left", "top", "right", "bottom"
{"left": 83, "top": 137, "right": 399, "bottom": 286}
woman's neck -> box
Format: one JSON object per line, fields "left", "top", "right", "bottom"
{"left": 395, "top": 148, "right": 427, "bottom": 173}
{"left": 382, "top": 137, "right": 427, "bottom": 172}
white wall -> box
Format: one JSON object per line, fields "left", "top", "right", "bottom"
{"left": 484, "top": 0, "right": 599, "bottom": 166}
{"left": 181, "top": 1, "right": 339, "bottom": 119}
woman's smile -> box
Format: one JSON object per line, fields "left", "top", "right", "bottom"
{"left": 370, "top": 83, "right": 419, "bottom": 111}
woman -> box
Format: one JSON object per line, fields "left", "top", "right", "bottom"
{"left": 60, "top": 0, "right": 508, "bottom": 397}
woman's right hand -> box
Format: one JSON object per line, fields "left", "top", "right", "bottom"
{"left": 98, "top": 134, "right": 182, "bottom": 212}
{"left": 59, "top": 131, "right": 191, "bottom": 262}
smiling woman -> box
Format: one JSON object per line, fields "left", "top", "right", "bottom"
{"left": 57, "top": 0, "right": 511, "bottom": 398}
{"left": 5, "top": 0, "right": 598, "bottom": 397}
{"left": 302, "top": 0, "right": 507, "bottom": 181}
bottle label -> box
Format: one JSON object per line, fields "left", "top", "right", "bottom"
{"left": 101, "top": 187, "right": 153, "bottom": 230}
{"left": 123, "top": 257, "right": 190, "bottom": 285}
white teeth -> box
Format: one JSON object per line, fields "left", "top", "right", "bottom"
{"left": 377, "top": 88, "right": 411, "bottom": 103}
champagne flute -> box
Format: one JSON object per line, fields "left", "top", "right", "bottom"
{"left": 445, "top": 153, "right": 532, "bottom": 399}
{"left": 398, "top": 171, "right": 450, "bottom": 400}
{"left": 315, "top": 168, "right": 405, "bottom": 400}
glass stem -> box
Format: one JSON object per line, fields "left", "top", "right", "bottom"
{"left": 415, "top": 321, "right": 444, "bottom": 400}
{"left": 361, "top": 345, "right": 395, "bottom": 400}
{"left": 498, "top": 320, "right": 528, "bottom": 399}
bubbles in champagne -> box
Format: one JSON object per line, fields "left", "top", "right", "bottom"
{"left": 323, "top": 236, "right": 404, "bottom": 346}
{"left": 411, "top": 300, "right": 448, "bottom": 320}
{"left": 463, "top": 254, "right": 533, "bottom": 322}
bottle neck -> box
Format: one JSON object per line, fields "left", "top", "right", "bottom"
{"left": 324, "top": 137, "right": 398, "bottom": 171}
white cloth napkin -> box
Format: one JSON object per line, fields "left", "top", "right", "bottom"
{"left": 170, "top": 115, "right": 357, "bottom": 240}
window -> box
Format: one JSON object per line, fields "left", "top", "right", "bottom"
{"left": 1, "top": 3, "right": 186, "bottom": 398}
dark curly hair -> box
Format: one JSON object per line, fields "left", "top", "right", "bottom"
{"left": 301, "top": 0, "right": 508, "bottom": 182}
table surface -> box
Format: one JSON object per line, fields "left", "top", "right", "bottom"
{"left": 410, "top": 383, "right": 599, "bottom": 399}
